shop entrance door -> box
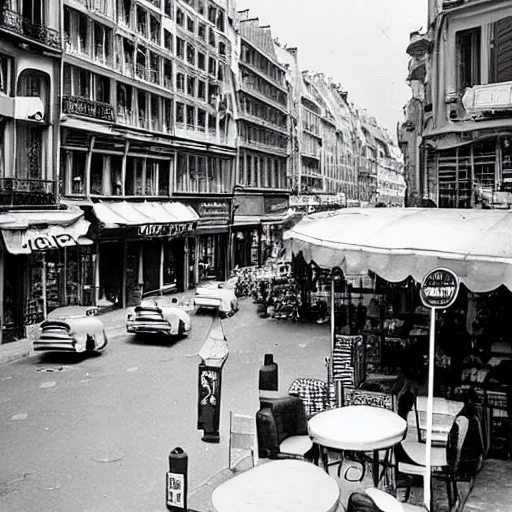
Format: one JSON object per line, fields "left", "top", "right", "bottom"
{"left": 143, "top": 241, "right": 160, "bottom": 294}
{"left": 100, "top": 242, "right": 123, "bottom": 305}
{"left": 3, "top": 252, "right": 25, "bottom": 343}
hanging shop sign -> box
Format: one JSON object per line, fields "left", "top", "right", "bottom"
{"left": 196, "top": 201, "right": 230, "bottom": 226}
{"left": 26, "top": 233, "right": 77, "bottom": 252}
{"left": 137, "top": 223, "right": 195, "bottom": 238}
{"left": 420, "top": 268, "right": 460, "bottom": 309}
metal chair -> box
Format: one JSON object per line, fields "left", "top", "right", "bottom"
{"left": 228, "top": 411, "right": 257, "bottom": 472}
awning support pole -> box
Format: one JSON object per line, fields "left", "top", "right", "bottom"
{"left": 41, "top": 253, "right": 47, "bottom": 319}
{"left": 424, "top": 307, "right": 436, "bottom": 510}
{"left": 330, "top": 273, "right": 335, "bottom": 365}
{"left": 122, "top": 239, "right": 127, "bottom": 308}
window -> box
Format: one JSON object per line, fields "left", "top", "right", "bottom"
{"left": 186, "top": 105, "right": 195, "bottom": 128}
{"left": 208, "top": 27, "right": 215, "bottom": 47}
{"left": 187, "top": 76, "right": 196, "bottom": 96}
{"left": 197, "top": 156, "right": 207, "bottom": 192}
{"left": 150, "top": 95, "right": 160, "bottom": 131}
{"left": 164, "top": 0, "right": 173, "bottom": 18}
{"left": 150, "top": 15, "right": 160, "bottom": 44}
{"left": 189, "top": 155, "right": 197, "bottom": 192}
{"left": 64, "top": 7, "right": 89, "bottom": 55}
{"left": 197, "top": 109, "right": 206, "bottom": 130}
{"left": 197, "top": 79, "right": 206, "bottom": 100}
{"left": 95, "top": 74, "right": 110, "bottom": 103}
{"left": 159, "top": 157, "right": 170, "bottom": 195}
{"left": 216, "top": 11, "right": 224, "bottom": 32}
{"left": 177, "top": 72, "right": 185, "bottom": 92}
{"left": 208, "top": 56, "right": 216, "bottom": 76}
{"left": 66, "top": 151, "right": 86, "bottom": 195}
{"left": 491, "top": 17, "right": 512, "bottom": 83}
{"left": 16, "top": 123, "right": 44, "bottom": 181}
{"left": 176, "top": 102, "right": 185, "bottom": 124}
{"left": 93, "top": 22, "right": 112, "bottom": 65}
{"left": 118, "top": 0, "right": 132, "bottom": 26}
{"left": 456, "top": 27, "right": 481, "bottom": 92}
{"left": 176, "top": 8, "right": 184, "bottom": 26}
{"left": 164, "top": 29, "right": 173, "bottom": 51}
{"left": 217, "top": 63, "right": 223, "bottom": 81}
{"left": 0, "top": 54, "right": 13, "bottom": 94}
{"left": 207, "top": 4, "right": 216, "bottom": 23}
{"left": 136, "top": 6, "right": 147, "bottom": 37}
{"left": 186, "top": 43, "right": 195, "bottom": 65}
{"left": 197, "top": 51, "right": 205, "bottom": 70}
{"left": 163, "top": 97, "right": 173, "bottom": 133}
{"left": 197, "top": 1, "right": 205, "bottom": 15}
{"left": 177, "top": 37, "right": 185, "bottom": 59}
{"left": 198, "top": 23, "right": 206, "bottom": 40}
{"left": 218, "top": 41, "right": 226, "bottom": 56}
{"left": 163, "top": 60, "right": 173, "bottom": 89}
{"left": 187, "top": 16, "right": 195, "bottom": 33}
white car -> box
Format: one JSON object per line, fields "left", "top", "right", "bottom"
{"left": 33, "top": 306, "right": 107, "bottom": 354}
{"left": 194, "top": 280, "right": 239, "bottom": 317}
{"left": 126, "top": 294, "right": 193, "bottom": 337}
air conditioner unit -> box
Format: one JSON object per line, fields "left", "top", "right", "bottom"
{"left": 14, "top": 97, "right": 45, "bottom": 122}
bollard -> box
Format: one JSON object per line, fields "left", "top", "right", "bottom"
{"left": 166, "top": 447, "right": 188, "bottom": 511}
{"left": 197, "top": 317, "right": 229, "bottom": 443}
{"left": 259, "top": 353, "right": 278, "bottom": 391}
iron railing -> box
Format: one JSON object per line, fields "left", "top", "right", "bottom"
{"left": 0, "top": 178, "right": 56, "bottom": 206}
{"left": 1, "top": 8, "right": 61, "bottom": 49}
{"left": 63, "top": 96, "right": 114, "bottom": 122}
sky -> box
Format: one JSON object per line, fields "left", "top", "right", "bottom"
{"left": 236, "top": 0, "right": 428, "bottom": 141}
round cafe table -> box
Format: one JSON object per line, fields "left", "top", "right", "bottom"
{"left": 308, "top": 405, "right": 407, "bottom": 487}
{"left": 211, "top": 459, "right": 340, "bottom": 512}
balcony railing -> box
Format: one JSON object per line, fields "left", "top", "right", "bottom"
{"left": 63, "top": 96, "right": 114, "bottom": 122}
{"left": 1, "top": 8, "right": 61, "bottom": 50}
{"left": 0, "top": 178, "right": 55, "bottom": 206}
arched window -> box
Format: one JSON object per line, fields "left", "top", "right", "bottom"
{"left": 17, "top": 69, "right": 50, "bottom": 113}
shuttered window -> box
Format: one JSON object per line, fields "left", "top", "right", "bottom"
{"left": 492, "top": 17, "right": 512, "bottom": 83}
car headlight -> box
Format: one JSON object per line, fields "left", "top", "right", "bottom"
{"left": 126, "top": 313, "right": 134, "bottom": 321}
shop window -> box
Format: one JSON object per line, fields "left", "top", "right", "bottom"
{"left": 491, "top": 17, "right": 512, "bottom": 83}
{"left": 187, "top": 75, "right": 196, "bottom": 96}
{"left": 456, "top": 27, "right": 481, "bottom": 92}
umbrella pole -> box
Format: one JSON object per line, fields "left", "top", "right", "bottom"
{"left": 424, "top": 307, "right": 436, "bottom": 510}
{"left": 331, "top": 274, "right": 335, "bottom": 358}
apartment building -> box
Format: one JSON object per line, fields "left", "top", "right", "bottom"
{"left": 232, "top": 10, "right": 290, "bottom": 267}
{"left": 0, "top": 1, "right": 93, "bottom": 343}
{"left": 60, "top": 0, "right": 237, "bottom": 307}
{"left": 400, "top": 0, "right": 512, "bottom": 209}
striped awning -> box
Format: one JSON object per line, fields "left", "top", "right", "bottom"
{"left": 92, "top": 201, "right": 199, "bottom": 228}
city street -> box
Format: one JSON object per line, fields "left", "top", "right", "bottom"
{"left": 0, "top": 298, "right": 330, "bottom": 512}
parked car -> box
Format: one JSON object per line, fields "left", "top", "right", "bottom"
{"left": 194, "top": 279, "right": 239, "bottom": 317}
{"left": 33, "top": 306, "right": 108, "bottom": 354}
{"left": 126, "top": 293, "right": 193, "bottom": 338}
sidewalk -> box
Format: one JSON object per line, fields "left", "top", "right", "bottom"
{"left": 0, "top": 288, "right": 200, "bottom": 367}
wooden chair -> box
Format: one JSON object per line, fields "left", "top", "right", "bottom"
{"left": 228, "top": 411, "right": 257, "bottom": 472}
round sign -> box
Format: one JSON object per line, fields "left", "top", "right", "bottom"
{"left": 420, "top": 268, "right": 460, "bottom": 309}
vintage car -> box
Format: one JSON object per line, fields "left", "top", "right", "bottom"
{"left": 194, "top": 279, "right": 239, "bottom": 317}
{"left": 33, "top": 306, "right": 108, "bottom": 354}
{"left": 126, "top": 293, "right": 193, "bottom": 337}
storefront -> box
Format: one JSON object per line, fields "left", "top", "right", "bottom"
{"left": 232, "top": 193, "right": 291, "bottom": 269}
{"left": 0, "top": 206, "right": 92, "bottom": 344}
{"left": 86, "top": 201, "right": 199, "bottom": 307}
{"left": 181, "top": 198, "right": 231, "bottom": 284}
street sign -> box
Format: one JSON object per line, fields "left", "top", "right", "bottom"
{"left": 166, "top": 472, "right": 185, "bottom": 509}
{"left": 420, "top": 268, "right": 460, "bottom": 309}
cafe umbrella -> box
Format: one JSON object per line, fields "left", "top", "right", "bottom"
{"left": 283, "top": 207, "right": 512, "bottom": 510}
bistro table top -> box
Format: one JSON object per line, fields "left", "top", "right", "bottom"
{"left": 211, "top": 459, "right": 340, "bottom": 512}
{"left": 308, "top": 405, "right": 407, "bottom": 451}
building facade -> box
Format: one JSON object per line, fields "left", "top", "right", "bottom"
{"left": 233, "top": 11, "right": 290, "bottom": 268}
{"left": 60, "top": 0, "right": 237, "bottom": 309}
{"left": 400, "top": 0, "right": 512, "bottom": 209}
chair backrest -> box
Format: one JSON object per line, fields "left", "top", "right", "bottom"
{"left": 288, "top": 377, "right": 329, "bottom": 418}
{"left": 229, "top": 411, "right": 257, "bottom": 471}
{"left": 446, "top": 414, "right": 470, "bottom": 473}
{"left": 344, "top": 388, "right": 396, "bottom": 411}
{"left": 346, "top": 492, "right": 384, "bottom": 512}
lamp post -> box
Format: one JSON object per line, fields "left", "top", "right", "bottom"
{"left": 227, "top": 186, "right": 243, "bottom": 279}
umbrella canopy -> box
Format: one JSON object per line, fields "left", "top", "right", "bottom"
{"left": 283, "top": 207, "right": 512, "bottom": 293}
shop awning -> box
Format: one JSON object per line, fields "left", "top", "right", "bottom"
{"left": 92, "top": 201, "right": 199, "bottom": 228}
{"left": 283, "top": 207, "right": 512, "bottom": 293}
{"left": 233, "top": 215, "right": 261, "bottom": 227}
{"left": 1, "top": 206, "right": 91, "bottom": 255}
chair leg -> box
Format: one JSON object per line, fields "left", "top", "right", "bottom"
{"left": 445, "top": 478, "right": 453, "bottom": 510}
